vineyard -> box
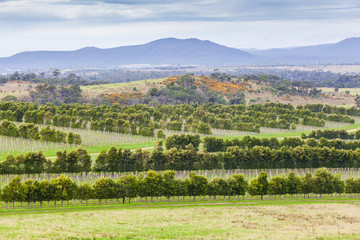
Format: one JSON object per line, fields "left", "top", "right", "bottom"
{"left": 2, "top": 78, "right": 360, "bottom": 240}
{"left": 0, "top": 128, "right": 156, "bottom": 159}
{"left": 1, "top": 101, "right": 360, "bottom": 158}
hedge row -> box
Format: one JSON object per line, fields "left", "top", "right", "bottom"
{"left": 301, "top": 129, "right": 360, "bottom": 140}
{"left": 204, "top": 134, "right": 360, "bottom": 152}
{"left": 3, "top": 143, "right": 360, "bottom": 174}
{"left": 1, "top": 168, "right": 359, "bottom": 208}
{"left": 0, "top": 120, "right": 81, "bottom": 144}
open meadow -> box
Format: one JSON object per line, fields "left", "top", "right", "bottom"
{"left": 1, "top": 199, "right": 360, "bottom": 239}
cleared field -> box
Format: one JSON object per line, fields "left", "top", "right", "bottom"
{"left": 0, "top": 81, "right": 34, "bottom": 100}
{"left": 320, "top": 87, "right": 360, "bottom": 95}
{"left": 1, "top": 200, "right": 360, "bottom": 239}
{"left": 81, "top": 78, "right": 165, "bottom": 98}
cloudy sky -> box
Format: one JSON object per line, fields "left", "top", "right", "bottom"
{"left": 0, "top": 0, "right": 360, "bottom": 57}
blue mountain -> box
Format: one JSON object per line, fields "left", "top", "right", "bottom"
{"left": 0, "top": 38, "right": 256, "bottom": 71}
{"left": 252, "top": 37, "right": 360, "bottom": 64}
{"left": 1, "top": 37, "right": 360, "bottom": 71}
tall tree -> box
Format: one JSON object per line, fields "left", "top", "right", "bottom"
{"left": 1, "top": 176, "right": 25, "bottom": 208}
{"left": 248, "top": 172, "right": 268, "bottom": 200}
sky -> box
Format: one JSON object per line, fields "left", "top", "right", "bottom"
{"left": 0, "top": 0, "right": 360, "bottom": 57}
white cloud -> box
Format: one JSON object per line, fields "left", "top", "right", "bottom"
{"left": 1, "top": 19, "right": 360, "bottom": 57}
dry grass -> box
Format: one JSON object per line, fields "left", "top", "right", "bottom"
{"left": 0, "top": 81, "right": 34, "bottom": 100}
{"left": 1, "top": 202, "right": 360, "bottom": 239}
{"left": 81, "top": 78, "right": 165, "bottom": 99}
{"left": 246, "top": 82, "right": 355, "bottom": 107}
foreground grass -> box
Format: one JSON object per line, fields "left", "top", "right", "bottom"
{"left": 1, "top": 199, "right": 360, "bottom": 239}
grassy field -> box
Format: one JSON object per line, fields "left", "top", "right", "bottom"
{"left": 320, "top": 87, "right": 360, "bottom": 95}
{"left": 1, "top": 199, "right": 360, "bottom": 239}
{"left": 0, "top": 81, "right": 34, "bottom": 100}
{"left": 81, "top": 78, "right": 165, "bottom": 98}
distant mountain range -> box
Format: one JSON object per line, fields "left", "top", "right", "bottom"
{"left": 1, "top": 37, "right": 360, "bottom": 71}
{"left": 250, "top": 37, "right": 360, "bottom": 64}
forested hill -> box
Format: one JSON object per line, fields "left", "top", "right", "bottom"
{"left": 0, "top": 38, "right": 256, "bottom": 71}
{"left": 1, "top": 37, "right": 360, "bottom": 71}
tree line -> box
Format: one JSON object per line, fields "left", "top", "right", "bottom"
{"left": 1, "top": 168, "right": 359, "bottom": 208}
{"left": 0, "top": 120, "right": 81, "bottom": 144}
{"left": 301, "top": 129, "right": 360, "bottom": 140}
{"left": 204, "top": 134, "right": 360, "bottom": 152}
{"left": 3, "top": 137, "right": 360, "bottom": 174}
{"left": 0, "top": 147, "right": 90, "bottom": 174}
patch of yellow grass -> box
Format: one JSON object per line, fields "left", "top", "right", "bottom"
{"left": 1, "top": 203, "right": 360, "bottom": 239}
{"left": 0, "top": 81, "right": 34, "bottom": 100}
{"left": 81, "top": 78, "right": 165, "bottom": 98}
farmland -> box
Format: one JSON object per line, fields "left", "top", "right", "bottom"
{"left": 81, "top": 78, "right": 165, "bottom": 99}
{"left": 1, "top": 119, "right": 356, "bottom": 159}
{"left": 0, "top": 81, "right": 34, "bottom": 100}
{"left": 2, "top": 75, "right": 360, "bottom": 239}
{"left": 1, "top": 200, "right": 360, "bottom": 240}
{"left": 0, "top": 128, "right": 156, "bottom": 159}
{"left": 1, "top": 96, "right": 360, "bottom": 159}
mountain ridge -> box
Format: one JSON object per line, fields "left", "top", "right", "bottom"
{"left": 1, "top": 37, "right": 360, "bottom": 71}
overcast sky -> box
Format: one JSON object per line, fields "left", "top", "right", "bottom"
{"left": 0, "top": 0, "right": 360, "bottom": 57}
